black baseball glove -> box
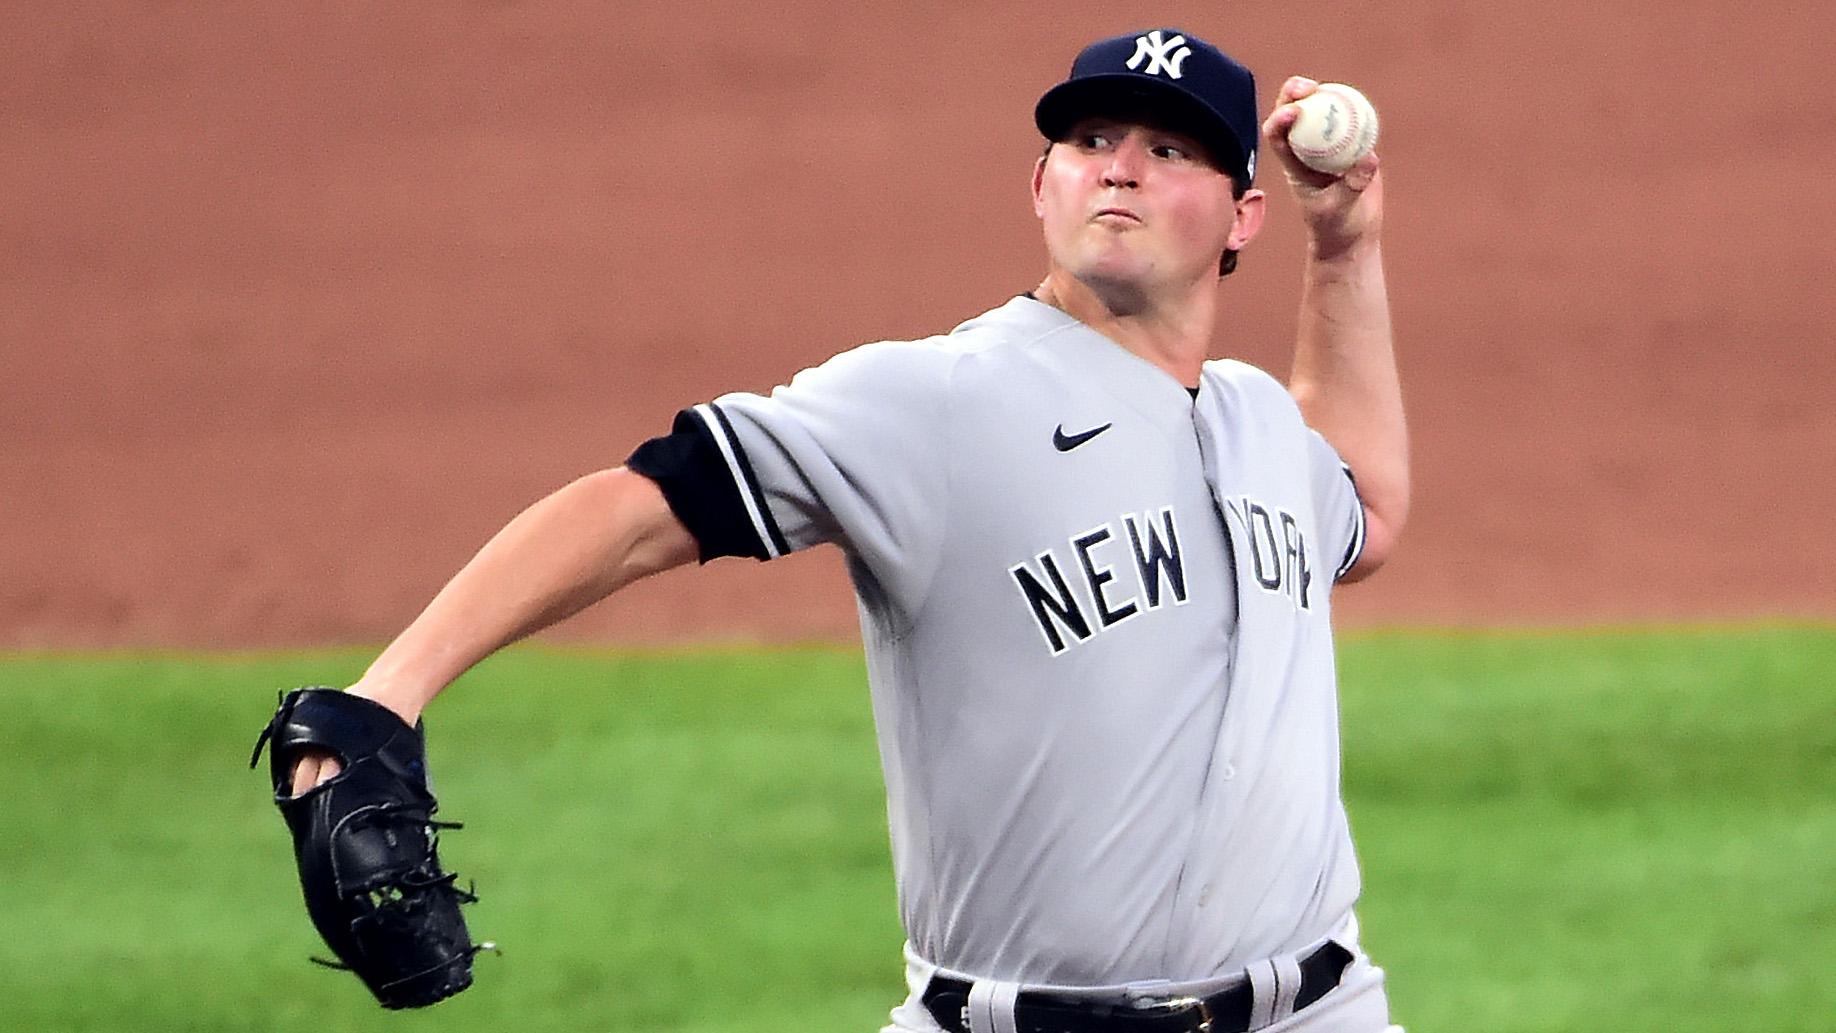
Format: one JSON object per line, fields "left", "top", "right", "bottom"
{"left": 250, "top": 687, "right": 489, "bottom": 1008}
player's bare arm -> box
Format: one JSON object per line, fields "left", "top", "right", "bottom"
{"left": 1264, "top": 76, "right": 1409, "bottom": 581}
{"left": 287, "top": 467, "right": 696, "bottom": 793}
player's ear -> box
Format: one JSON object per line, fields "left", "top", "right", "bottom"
{"left": 1031, "top": 154, "right": 1049, "bottom": 218}
{"left": 1226, "top": 188, "right": 1267, "bottom": 251}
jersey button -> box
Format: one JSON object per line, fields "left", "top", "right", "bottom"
{"left": 1221, "top": 762, "right": 1237, "bottom": 780}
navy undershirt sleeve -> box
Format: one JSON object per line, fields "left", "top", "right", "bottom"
{"left": 626, "top": 408, "right": 771, "bottom": 563}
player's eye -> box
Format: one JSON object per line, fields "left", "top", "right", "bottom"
{"left": 1152, "top": 143, "right": 1190, "bottom": 162}
{"left": 1076, "top": 131, "right": 1112, "bottom": 150}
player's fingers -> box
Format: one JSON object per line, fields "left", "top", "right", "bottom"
{"left": 1341, "top": 151, "right": 1381, "bottom": 192}
{"left": 288, "top": 756, "right": 318, "bottom": 796}
{"left": 288, "top": 756, "right": 321, "bottom": 796}
{"left": 317, "top": 754, "right": 344, "bottom": 785}
{"left": 1261, "top": 102, "right": 1300, "bottom": 143}
{"left": 1261, "top": 104, "right": 1309, "bottom": 159}
{"left": 1276, "top": 75, "right": 1318, "bottom": 105}
{"left": 308, "top": 754, "right": 344, "bottom": 789}
{"left": 289, "top": 751, "right": 343, "bottom": 796}
{"left": 1258, "top": 113, "right": 1341, "bottom": 189}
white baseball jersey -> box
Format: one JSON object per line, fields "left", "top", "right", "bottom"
{"left": 627, "top": 295, "right": 1366, "bottom": 989}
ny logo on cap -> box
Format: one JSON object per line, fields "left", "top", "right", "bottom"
{"left": 1125, "top": 30, "right": 1192, "bottom": 79}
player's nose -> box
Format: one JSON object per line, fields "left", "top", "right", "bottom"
{"left": 1100, "top": 136, "right": 1145, "bottom": 189}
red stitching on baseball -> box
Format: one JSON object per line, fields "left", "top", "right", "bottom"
{"left": 1291, "top": 86, "right": 1364, "bottom": 161}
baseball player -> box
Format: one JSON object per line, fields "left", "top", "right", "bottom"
{"left": 281, "top": 26, "right": 1408, "bottom": 1033}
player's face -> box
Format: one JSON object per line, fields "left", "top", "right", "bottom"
{"left": 1032, "top": 118, "right": 1262, "bottom": 295}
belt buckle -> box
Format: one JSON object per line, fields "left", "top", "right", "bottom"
{"left": 1135, "top": 994, "right": 1213, "bottom": 1033}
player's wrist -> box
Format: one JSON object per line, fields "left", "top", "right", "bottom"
{"left": 344, "top": 676, "right": 430, "bottom": 727}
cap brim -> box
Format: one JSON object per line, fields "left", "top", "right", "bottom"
{"left": 1034, "top": 74, "right": 1247, "bottom": 180}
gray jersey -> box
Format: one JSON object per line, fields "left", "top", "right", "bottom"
{"left": 628, "top": 295, "right": 1365, "bottom": 988}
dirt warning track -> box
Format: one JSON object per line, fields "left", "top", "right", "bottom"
{"left": 3, "top": 4, "right": 1830, "bottom": 647}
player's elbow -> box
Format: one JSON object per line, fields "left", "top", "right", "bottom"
{"left": 595, "top": 466, "right": 701, "bottom": 580}
{"left": 1339, "top": 450, "right": 1409, "bottom": 582}
{"left": 1339, "top": 500, "right": 1405, "bottom": 583}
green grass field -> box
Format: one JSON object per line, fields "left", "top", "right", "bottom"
{"left": 3, "top": 626, "right": 1831, "bottom": 1032}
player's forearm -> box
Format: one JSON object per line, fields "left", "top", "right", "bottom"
{"left": 350, "top": 467, "right": 694, "bottom": 723}
{"left": 1288, "top": 239, "right": 1410, "bottom": 551}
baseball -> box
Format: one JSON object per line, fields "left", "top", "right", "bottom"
{"left": 1285, "top": 82, "right": 1379, "bottom": 175}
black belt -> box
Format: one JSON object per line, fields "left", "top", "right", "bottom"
{"left": 921, "top": 941, "right": 1352, "bottom": 1033}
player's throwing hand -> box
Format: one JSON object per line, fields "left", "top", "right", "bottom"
{"left": 1262, "top": 76, "right": 1383, "bottom": 256}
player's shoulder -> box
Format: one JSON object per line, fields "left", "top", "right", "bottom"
{"left": 945, "top": 294, "right": 1070, "bottom": 349}
{"left": 1202, "top": 357, "right": 1285, "bottom": 393}
{"left": 1202, "top": 358, "right": 1307, "bottom": 421}
{"left": 941, "top": 293, "right": 1093, "bottom": 389}
{"left": 806, "top": 296, "right": 1055, "bottom": 380}
{"left": 816, "top": 333, "right": 956, "bottom": 376}
{"left": 773, "top": 296, "right": 1072, "bottom": 406}
{"left": 768, "top": 327, "right": 963, "bottom": 417}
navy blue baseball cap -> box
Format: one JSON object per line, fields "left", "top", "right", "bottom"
{"left": 1035, "top": 29, "right": 1260, "bottom": 185}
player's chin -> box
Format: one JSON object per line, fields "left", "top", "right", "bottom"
{"left": 1072, "top": 265, "right": 1157, "bottom": 313}
{"left": 1070, "top": 242, "right": 1154, "bottom": 284}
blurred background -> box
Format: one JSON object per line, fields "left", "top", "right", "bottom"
{"left": 4, "top": 1, "right": 1830, "bottom": 650}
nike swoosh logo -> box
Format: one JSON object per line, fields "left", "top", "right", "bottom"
{"left": 1053, "top": 422, "right": 1113, "bottom": 452}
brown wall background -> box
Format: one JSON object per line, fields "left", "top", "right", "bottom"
{"left": 4, "top": 3, "right": 1830, "bottom": 648}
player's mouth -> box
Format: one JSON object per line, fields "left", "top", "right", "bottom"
{"left": 1092, "top": 207, "right": 1142, "bottom": 225}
